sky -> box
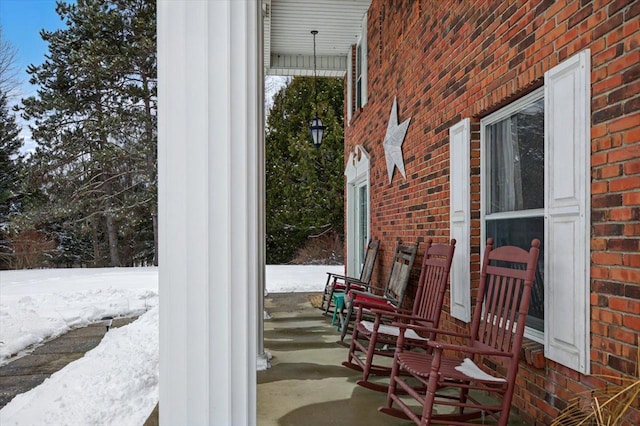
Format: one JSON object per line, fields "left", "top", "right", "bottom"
{"left": 0, "top": 0, "right": 70, "bottom": 93}
{"left": 0, "top": 0, "right": 73, "bottom": 153}
{"left": 0, "top": 265, "right": 342, "bottom": 425}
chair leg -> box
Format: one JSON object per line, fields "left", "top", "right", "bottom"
{"left": 382, "top": 332, "right": 405, "bottom": 411}
{"left": 361, "top": 316, "right": 380, "bottom": 383}
{"left": 420, "top": 350, "right": 442, "bottom": 424}
{"left": 323, "top": 284, "right": 336, "bottom": 314}
{"left": 339, "top": 298, "right": 355, "bottom": 342}
{"left": 345, "top": 308, "right": 362, "bottom": 365}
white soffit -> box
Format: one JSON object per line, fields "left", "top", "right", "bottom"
{"left": 264, "top": 0, "right": 371, "bottom": 76}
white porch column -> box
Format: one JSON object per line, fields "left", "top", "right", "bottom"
{"left": 158, "top": 1, "right": 261, "bottom": 425}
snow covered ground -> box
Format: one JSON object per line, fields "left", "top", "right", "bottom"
{"left": 0, "top": 264, "right": 342, "bottom": 426}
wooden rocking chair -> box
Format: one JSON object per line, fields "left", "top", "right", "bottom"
{"left": 342, "top": 239, "right": 455, "bottom": 392}
{"left": 320, "top": 239, "right": 380, "bottom": 315}
{"left": 338, "top": 241, "right": 419, "bottom": 342}
{"left": 379, "top": 238, "right": 540, "bottom": 426}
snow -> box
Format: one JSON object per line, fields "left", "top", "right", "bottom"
{"left": 360, "top": 320, "right": 428, "bottom": 341}
{"left": 454, "top": 358, "right": 506, "bottom": 382}
{"left": 266, "top": 264, "right": 343, "bottom": 293}
{"left": 0, "top": 264, "right": 341, "bottom": 425}
{"left": 0, "top": 267, "right": 158, "bottom": 363}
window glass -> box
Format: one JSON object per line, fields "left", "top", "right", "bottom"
{"left": 357, "top": 184, "right": 368, "bottom": 267}
{"left": 486, "top": 98, "right": 544, "bottom": 214}
{"left": 486, "top": 217, "right": 544, "bottom": 331}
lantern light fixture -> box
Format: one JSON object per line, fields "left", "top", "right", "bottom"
{"left": 309, "top": 30, "right": 326, "bottom": 149}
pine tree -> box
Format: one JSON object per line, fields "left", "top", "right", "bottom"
{"left": 265, "top": 77, "right": 344, "bottom": 263}
{"left": 20, "top": 0, "right": 156, "bottom": 267}
{"left": 0, "top": 90, "right": 23, "bottom": 267}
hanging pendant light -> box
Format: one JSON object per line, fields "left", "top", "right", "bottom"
{"left": 309, "top": 30, "right": 326, "bottom": 149}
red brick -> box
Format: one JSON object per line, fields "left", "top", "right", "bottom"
{"left": 609, "top": 206, "right": 639, "bottom": 220}
{"left": 591, "top": 265, "right": 611, "bottom": 279}
{"left": 610, "top": 267, "right": 640, "bottom": 283}
{"left": 608, "top": 144, "right": 640, "bottom": 163}
{"left": 593, "top": 74, "right": 623, "bottom": 95}
{"left": 609, "top": 296, "right": 640, "bottom": 314}
{"left": 623, "top": 253, "right": 640, "bottom": 267}
{"left": 591, "top": 123, "right": 608, "bottom": 139}
{"left": 591, "top": 181, "right": 609, "bottom": 193}
{"left": 624, "top": 223, "right": 640, "bottom": 236}
{"left": 592, "top": 251, "right": 624, "bottom": 265}
{"left": 624, "top": 160, "right": 640, "bottom": 175}
{"left": 623, "top": 191, "right": 640, "bottom": 205}
{"left": 623, "top": 314, "right": 640, "bottom": 331}
{"left": 593, "top": 307, "right": 623, "bottom": 325}
{"left": 609, "top": 325, "right": 638, "bottom": 344}
{"left": 608, "top": 112, "right": 640, "bottom": 133}
{"left": 607, "top": 50, "right": 640, "bottom": 75}
{"left": 598, "top": 164, "right": 623, "bottom": 178}
{"left": 591, "top": 320, "right": 609, "bottom": 336}
{"left": 624, "top": 127, "right": 640, "bottom": 145}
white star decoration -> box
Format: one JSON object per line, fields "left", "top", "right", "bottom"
{"left": 383, "top": 97, "right": 411, "bottom": 183}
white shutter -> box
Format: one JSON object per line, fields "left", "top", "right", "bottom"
{"left": 544, "top": 49, "right": 590, "bottom": 374}
{"left": 449, "top": 118, "right": 471, "bottom": 322}
{"left": 360, "top": 13, "right": 368, "bottom": 107}
{"left": 347, "top": 46, "right": 353, "bottom": 123}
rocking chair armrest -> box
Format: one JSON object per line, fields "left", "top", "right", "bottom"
{"left": 427, "top": 341, "right": 516, "bottom": 359}
{"left": 391, "top": 322, "right": 471, "bottom": 339}
{"left": 342, "top": 277, "right": 368, "bottom": 287}
{"left": 371, "top": 310, "right": 432, "bottom": 323}
{"left": 326, "top": 272, "right": 349, "bottom": 281}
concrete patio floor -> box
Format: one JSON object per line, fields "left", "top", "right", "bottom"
{"left": 258, "top": 292, "right": 528, "bottom": 426}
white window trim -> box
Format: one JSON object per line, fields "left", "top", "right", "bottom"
{"left": 345, "top": 145, "right": 370, "bottom": 277}
{"left": 480, "top": 86, "right": 545, "bottom": 343}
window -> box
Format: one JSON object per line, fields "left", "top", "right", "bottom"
{"left": 356, "top": 13, "right": 367, "bottom": 110}
{"left": 482, "top": 89, "right": 545, "bottom": 337}
{"left": 348, "top": 12, "right": 367, "bottom": 122}
{"left": 357, "top": 183, "right": 369, "bottom": 268}
{"left": 345, "top": 146, "right": 370, "bottom": 277}
{"left": 452, "top": 50, "right": 590, "bottom": 374}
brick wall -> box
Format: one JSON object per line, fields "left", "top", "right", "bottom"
{"left": 344, "top": 0, "right": 639, "bottom": 423}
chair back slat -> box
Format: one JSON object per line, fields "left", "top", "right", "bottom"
{"left": 359, "top": 240, "right": 380, "bottom": 283}
{"left": 384, "top": 243, "right": 418, "bottom": 306}
{"left": 471, "top": 239, "right": 540, "bottom": 360}
{"left": 411, "top": 239, "right": 456, "bottom": 330}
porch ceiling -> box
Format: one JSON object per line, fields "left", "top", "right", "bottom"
{"left": 264, "top": 0, "right": 371, "bottom": 77}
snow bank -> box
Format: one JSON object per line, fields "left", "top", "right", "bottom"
{"left": 266, "top": 264, "right": 343, "bottom": 293}
{"left": 0, "top": 268, "right": 158, "bottom": 364}
{"left": 0, "top": 307, "right": 159, "bottom": 426}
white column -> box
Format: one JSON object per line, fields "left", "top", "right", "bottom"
{"left": 256, "top": 0, "right": 267, "bottom": 367}
{"left": 158, "top": 1, "right": 260, "bottom": 425}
